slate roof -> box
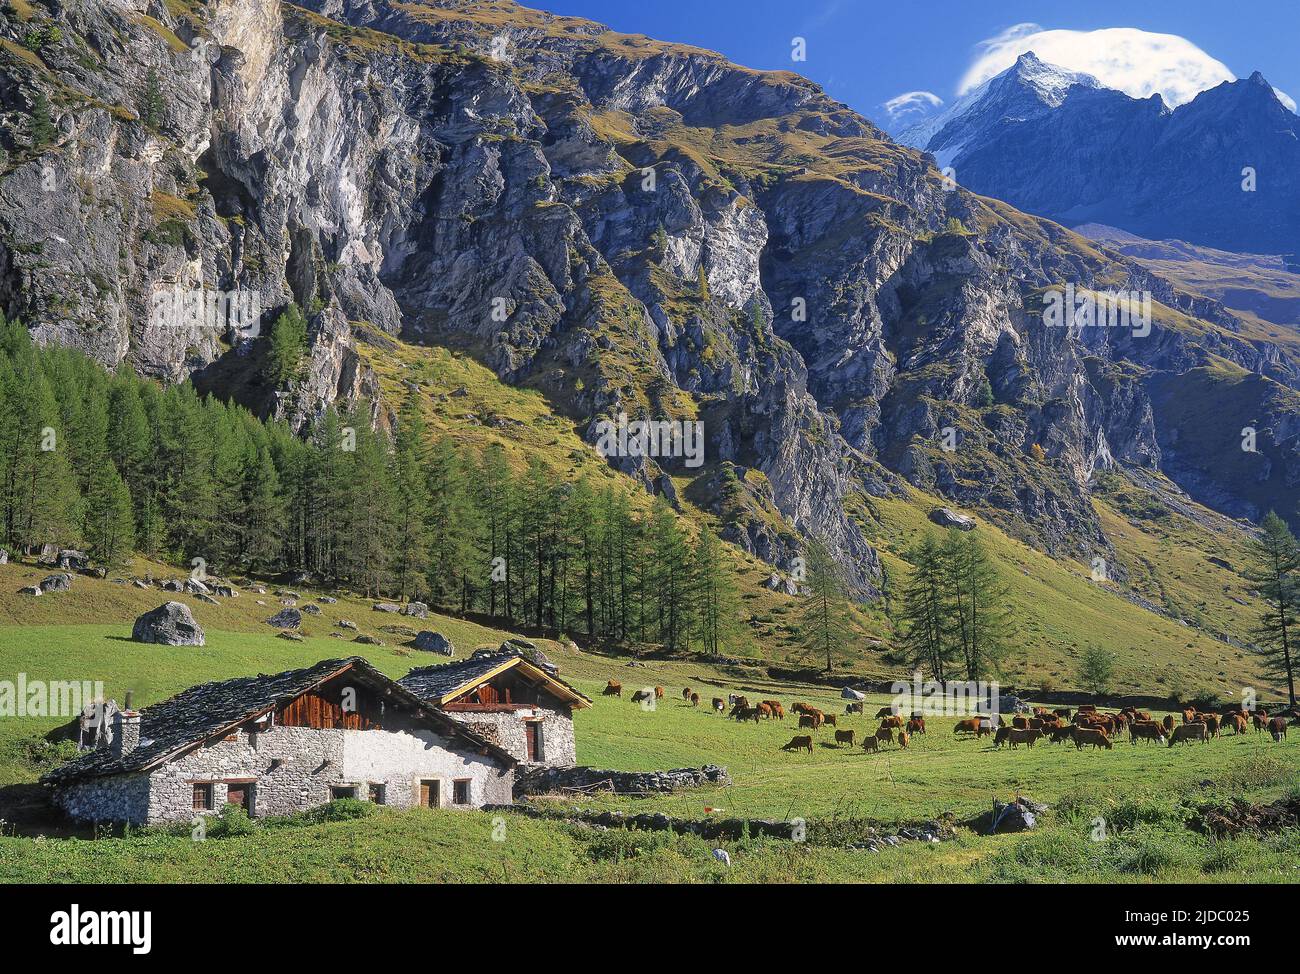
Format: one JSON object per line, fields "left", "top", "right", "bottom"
{"left": 42, "top": 657, "right": 514, "bottom": 785}
{"left": 400, "top": 648, "right": 592, "bottom": 708}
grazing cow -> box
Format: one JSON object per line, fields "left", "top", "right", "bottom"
{"left": 1182, "top": 708, "right": 1196, "bottom": 724}
{"left": 821, "top": 713, "right": 837, "bottom": 727}
{"left": 862, "top": 736, "right": 879, "bottom": 753}
{"left": 1073, "top": 726, "right": 1112, "bottom": 750}
{"left": 798, "top": 714, "right": 818, "bottom": 731}
{"left": 977, "top": 719, "right": 995, "bottom": 738}
{"left": 993, "top": 726, "right": 1011, "bottom": 749}
{"left": 757, "top": 702, "right": 773, "bottom": 719}
{"left": 1202, "top": 714, "right": 1220, "bottom": 738}
{"left": 781, "top": 735, "right": 814, "bottom": 754}
{"left": 654, "top": 686, "right": 664, "bottom": 700}
{"left": 834, "top": 729, "right": 855, "bottom": 747}
{"left": 1269, "top": 717, "right": 1288, "bottom": 742}
{"left": 769, "top": 702, "right": 785, "bottom": 720}
{"left": 630, "top": 689, "right": 654, "bottom": 704}
{"left": 1054, "top": 708, "right": 1072, "bottom": 720}
{"left": 1253, "top": 712, "right": 1269, "bottom": 733}
{"left": 682, "top": 688, "right": 692, "bottom": 701}
{"left": 875, "top": 706, "right": 896, "bottom": 719}
{"left": 1226, "top": 714, "right": 1247, "bottom": 736}
{"left": 791, "top": 702, "right": 812, "bottom": 716}
{"left": 1078, "top": 704, "right": 1096, "bottom": 713}
{"left": 880, "top": 715, "right": 904, "bottom": 729}
{"left": 603, "top": 680, "right": 622, "bottom": 697}
{"left": 1168, "top": 722, "right": 1208, "bottom": 746}
{"left": 954, "top": 718, "right": 981, "bottom": 736}
{"left": 1163, "top": 714, "right": 1176, "bottom": 733}
{"left": 727, "top": 693, "right": 743, "bottom": 707}
{"left": 690, "top": 692, "right": 700, "bottom": 707}
{"left": 712, "top": 697, "right": 725, "bottom": 714}
{"left": 1011, "top": 716, "right": 1028, "bottom": 729}
{"left": 875, "top": 726, "right": 894, "bottom": 746}
{"left": 1027, "top": 717, "right": 1044, "bottom": 729}
{"left": 733, "top": 695, "right": 750, "bottom": 711}
{"left": 736, "top": 706, "right": 761, "bottom": 724}
{"left": 907, "top": 717, "right": 926, "bottom": 735}
{"left": 845, "top": 702, "right": 863, "bottom": 715}
{"left": 1049, "top": 725, "right": 1075, "bottom": 744}
{"left": 897, "top": 729, "right": 910, "bottom": 749}
{"left": 1008, "top": 728, "right": 1042, "bottom": 749}
{"left": 1129, "top": 721, "right": 1165, "bottom": 745}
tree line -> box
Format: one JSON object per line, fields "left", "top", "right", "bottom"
{"left": 0, "top": 314, "right": 740, "bottom": 653}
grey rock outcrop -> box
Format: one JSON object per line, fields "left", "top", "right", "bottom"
{"left": 265, "top": 607, "right": 302, "bottom": 629}
{"left": 411, "top": 631, "right": 454, "bottom": 656}
{"left": 132, "top": 602, "right": 206, "bottom": 646}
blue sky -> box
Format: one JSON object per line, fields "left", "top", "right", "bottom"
{"left": 537, "top": 0, "right": 1300, "bottom": 127}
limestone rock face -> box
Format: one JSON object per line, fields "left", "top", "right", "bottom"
{"left": 132, "top": 602, "right": 206, "bottom": 646}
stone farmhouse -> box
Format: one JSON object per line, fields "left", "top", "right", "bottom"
{"left": 399, "top": 648, "right": 592, "bottom": 768}
{"left": 42, "top": 657, "right": 517, "bottom": 825}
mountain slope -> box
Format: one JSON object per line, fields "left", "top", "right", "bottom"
{"left": 900, "top": 52, "right": 1300, "bottom": 255}
{"left": 0, "top": 0, "right": 1296, "bottom": 655}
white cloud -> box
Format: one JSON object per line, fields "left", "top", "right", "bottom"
{"left": 957, "top": 24, "right": 1280, "bottom": 109}
{"left": 882, "top": 90, "right": 944, "bottom": 125}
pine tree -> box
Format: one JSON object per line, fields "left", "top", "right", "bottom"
{"left": 265, "top": 303, "right": 308, "bottom": 387}
{"left": 389, "top": 389, "right": 430, "bottom": 601}
{"left": 941, "top": 529, "right": 1010, "bottom": 680}
{"left": 29, "top": 91, "right": 55, "bottom": 148}
{"left": 1245, "top": 511, "right": 1300, "bottom": 706}
{"left": 140, "top": 68, "right": 164, "bottom": 131}
{"left": 83, "top": 463, "right": 135, "bottom": 569}
{"left": 691, "top": 527, "right": 736, "bottom": 656}
{"left": 239, "top": 445, "right": 283, "bottom": 572}
{"left": 899, "top": 532, "right": 953, "bottom": 680}
{"left": 647, "top": 498, "right": 691, "bottom": 649}
{"left": 797, "top": 536, "right": 853, "bottom": 672}
{"left": 339, "top": 404, "right": 394, "bottom": 596}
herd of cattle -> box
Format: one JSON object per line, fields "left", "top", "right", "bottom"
{"left": 601, "top": 680, "right": 1299, "bottom": 755}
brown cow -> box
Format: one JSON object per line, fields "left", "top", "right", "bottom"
{"left": 874, "top": 706, "right": 896, "bottom": 719}
{"left": 781, "top": 735, "right": 813, "bottom": 754}
{"left": 907, "top": 717, "right": 926, "bottom": 735}
{"left": 993, "top": 726, "right": 1011, "bottom": 748}
{"left": 897, "top": 729, "right": 910, "bottom": 749}
{"left": 845, "top": 702, "right": 863, "bottom": 715}
{"left": 1182, "top": 708, "right": 1196, "bottom": 723}
{"left": 977, "top": 719, "right": 995, "bottom": 738}
{"left": 712, "top": 697, "right": 725, "bottom": 714}
{"left": 791, "top": 702, "right": 813, "bottom": 715}
{"left": 880, "top": 715, "right": 904, "bottom": 729}
{"left": 654, "top": 686, "right": 664, "bottom": 700}
{"left": 1253, "top": 711, "right": 1269, "bottom": 733}
{"left": 954, "top": 718, "right": 981, "bottom": 735}
{"left": 798, "top": 714, "right": 819, "bottom": 731}
{"left": 682, "top": 687, "right": 692, "bottom": 701}
{"left": 875, "top": 726, "right": 894, "bottom": 746}
{"left": 769, "top": 702, "right": 786, "bottom": 720}
{"left": 834, "top": 729, "right": 855, "bottom": 747}
{"left": 1269, "top": 717, "right": 1288, "bottom": 742}
{"left": 1008, "top": 728, "right": 1042, "bottom": 749}
{"left": 603, "top": 680, "right": 622, "bottom": 697}
{"left": 690, "top": 692, "right": 700, "bottom": 707}
{"left": 1202, "top": 714, "right": 1220, "bottom": 738}
{"left": 1049, "top": 724, "right": 1075, "bottom": 744}
{"left": 1012, "top": 715, "right": 1029, "bottom": 729}
{"left": 733, "top": 706, "right": 761, "bottom": 724}
{"left": 1162, "top": 714, "right": 1175, "bottom": 733}
{"left": 1054, "top": 707, "right": 1072, "bottom": 719}
{"left": 821, "top": 713, "right": 837, "bottom": 727}
{"left": 1226, "top": 713, "right": 1247, "bottom": 736}
{"left": 756, "top": 702, "right": 772, "bottom": 719}
{"left": 1073, "top": 726, "right": 1112, "bottom": 750}
{"left": 630, "top": 689, "right": 654, "bottom": 704}
{"left": 732, "top": 695, "right": 750, "bottom": 710}
{"left": 1129, "top": 721, "right": 1165, "bottom": 745}
{"left": 861, "top": 736, "right": 879, "bottom": 753}
{"left": 1168, "top": 722, "right": 1207, "bottom": 746}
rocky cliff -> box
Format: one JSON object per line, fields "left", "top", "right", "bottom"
{"left": 1, "top": 0, "right": 1296, "bottom": 590}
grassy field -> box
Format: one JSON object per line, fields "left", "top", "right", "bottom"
{"left": 0, "top": 565, "right": 1296, "bottom": 882}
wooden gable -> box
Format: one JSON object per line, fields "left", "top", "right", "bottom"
{"left": 276, "top": 673, "right": 385, "bottom": 729}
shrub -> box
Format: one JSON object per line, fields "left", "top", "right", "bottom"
{"left": 209, "top": 803, "right": 257, "bottom": 838}
{"left": 304, "top": 798, "right": 375, "bottom": 823}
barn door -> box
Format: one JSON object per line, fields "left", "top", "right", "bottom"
{"left": 226, "top": 783, "right": 250, "bottom": 812}
{"left": 525, "top": 721, "right": 544, "bottom": 763}
{"left": 419, "top": 780, "right": 439, "bottom": 808}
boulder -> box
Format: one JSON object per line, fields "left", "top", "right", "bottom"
{"left": 317, "top": 595, "right": 338, "bottom": 604}
{"left": 372, "top": 602, "right": 401, "bottom": 613}
{"left": 337, "top": 619, "right": 358, "bottom": 631}
{"left": 501, "top": 639, "right": 557, "bottom": 674}
{"left": 276, "top": 590, "right": 300, "bottom": 600}
{"left": 841, "top": 687, "right": 866, "bottom": 701}
{"left": 412, "top": 631, "right": 454, "bottom": 656}
{"left": 301, "top": 603, "right": 321, "bottom": 615}
{"left": 58, "top": 549, "right": 90, "bottom": 570}
{"left": 183, "top": 578, "right": 210, "bottom": 595}
{"left": 265, "top": 607, "right": 302, "bottom": 630}
{"left": 765, "top": 572, "right": 798, "bottom": 596}
{"left": 196, "top": 593, "right": 220, "bottom": 605}
{"left": 132, "top": 602, "right": 205, "bottom": 646}
{"left": 18, "top": 585, "right": 41, "bottom": 596}
{"left": 402, "top": 601, "right": 429, "bottom": 619}
{"left": 211, "top": 584, "right": 237, "bottom": 598}
{"left": 928, "top": 507, "right": 975, "bottom": 531}
{"left": 987, "top": 797, "right": 1046, "bottom": 834}
{"left": 37, "top": 542, "right": 59, "bottom": 565}
{"left": 160, "top": 579, "right": 184, "bottom": 592}
{"left": 132, "top": 579, "right": 149, "bottom": 589}
{"left": 0, "top": 548, "right": 8, "bottom": 565}
{"left": 277, "top": 630, "right": 304, "bottom": 642}
{"left": 40, "top": 573, "right": 72, "bottom": 592}
{"left": 353, "top": 634, "right": 385, "bottom": 646}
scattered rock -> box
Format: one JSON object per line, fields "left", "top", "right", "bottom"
{"left": 132, "top": 579, "right": 149, "bottom": 589}
{"left": 317, "top": 595, "right": 338, "bottom": 604}
{"left": 37, "top": 543, "right": 59, "bottom": 565}
{"left": 765, "top": 572, "right": 798, "bottom": 595}
{"left": 196, "top": 593, "right": 220, "bottom": 605}
{"left": 373, "top": 602, "right": 401, "bottom": 613}
{"left": 379, "top": 624, "right": 417, "bottom": 637}
{"left": 402, "top": 601, "right": 429, "bottom": 619}
{"left": 18, "top": 585, "right": 41, "bottom": 596}
{"left": 337, "top": 619, "right": 358, "bottom": 631}
{"left": 411, "top": 631, "right": 454, "bottom": 655}
{"left": 928, "top": 507, "right": 976, "bottom": 531}
{"left": 183, "top": 578, "right": 210, "bottom": 595}
{"left": 353, "top": 634, "right": 385, "bottom": 646}
{"left": 132, "top": 602, "right": 205, "bottom": 646}
{"left": 40, "top": 573, "right": 72, "bottom": 593}
{"left": 277, "top": 630, "right": 304, "bottom": 642}
{"left": 276, "top": 590, "right": 300, "bottom": 600}
{"left": 301, "top": 603, "right": 321, "bottom": 615}
{"left": 265, "top": 607, "right": 302, "bottom": 629}
{"left": 0, "top": 548, "right": 8, "bottom": 565}
{"left": 160, "top": 579, "right": 184, "bottom": 592}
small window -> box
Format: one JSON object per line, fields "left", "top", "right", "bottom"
{"left": 192, "top": 783, "right": 213, "bottom": 810}
{"left": 452, "top": 779, "right": 471, "bottom": 806}
{"left": 368, "top": 783, "right": 386, "bottom": 805}
{"left": 331, "top": 785, "right": 357, "bottom": 800}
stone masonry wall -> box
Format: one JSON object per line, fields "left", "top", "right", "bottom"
{"left": 447, "top": 701, "right": 576, "bottom": 768}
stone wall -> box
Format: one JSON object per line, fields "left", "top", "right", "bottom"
{"left": 515, "top": 764, "right": 730, "bottom": 796}
{"left": 53, "top": 722, "right": 514, "bottom": 825}
{"left": 447, "top": 701, "right": 576, "bottom": 769}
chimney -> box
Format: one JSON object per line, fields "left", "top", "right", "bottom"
{"left": 112, "top": 692, "right": 141, "bottom": 759}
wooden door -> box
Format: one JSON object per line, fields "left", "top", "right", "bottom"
{"left": 419, "top": 780, "right": 439, "bottom": 808}
{"left": 525, "top": 721, "right": 543, "bottom": 762}
{"left": 226, "top": 783, "right": 250, "bottom": 811}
